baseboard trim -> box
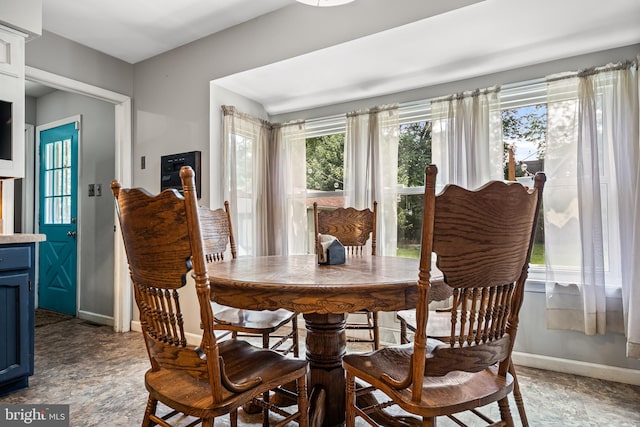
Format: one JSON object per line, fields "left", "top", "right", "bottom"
{"left": 512, "top": 351, "right": 640, "bottom": 386}
{"left": 78, "top": 310, "right": 113, "bottom": 327}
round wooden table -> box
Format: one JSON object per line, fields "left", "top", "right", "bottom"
{"left": 208, "top": 254, "right": 420, "bottom": 427}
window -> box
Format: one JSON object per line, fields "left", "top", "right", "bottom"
{"left": 502, "top": 104, "right": 547, "bottom": 265}
{"left": 304, "top": 81, "right": 549, "bottom": 263}
{"left": 43, "top": 138, "right": 73, "bottom": 225}
{"left": 305, "top": 132, "right": 345, "bottom": 252}
{"left": 396, "top": 120, "right": 431, "bottom": 258}
{"left": 306, "top": 133, "right": 344, "bottom": 193}
{"left": 305, "top": 115, "right": 347, "bottom": 252}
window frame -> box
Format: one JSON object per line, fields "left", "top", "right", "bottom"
{"left": 303, "top": 79, "right": 552, "bottom": 287}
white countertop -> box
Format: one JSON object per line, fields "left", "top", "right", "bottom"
{"left": 0, "top": 234, "right": 46, "bottom": 244}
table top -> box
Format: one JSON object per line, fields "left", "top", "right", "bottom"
{"left": 208, "top": 254, "right": 420, "bottom": 314}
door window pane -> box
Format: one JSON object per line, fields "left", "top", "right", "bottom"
{"left": 54, "top": 140, "right": 62, "bottom": 168}
{"left": 42, "top": 138, "right": 74, "bottom": 225}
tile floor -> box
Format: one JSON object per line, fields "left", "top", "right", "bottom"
{"left": 1, "top": 318, "right": 639, "bottom": 426}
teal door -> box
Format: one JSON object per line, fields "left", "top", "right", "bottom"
{"left": 38, "top": 122, "right": 78, "bottom": 315}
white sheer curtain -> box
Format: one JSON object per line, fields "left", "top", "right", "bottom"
{"left": 269, "top": 121, "right": 308, "bottom": 255}
{"left": 221, "top": 105, "right": 270, "bottom": 256}
{"left": 344, "top": 105, "right": 399, "bottom": 256}
{"left": 431, "top": 86, "right": 503, "bottom": 191}
{"left": 629, "top": 56, "right": 640, "bottom": 358}
{"left": 545, "top": 61, "right": 640, "bottom": 357}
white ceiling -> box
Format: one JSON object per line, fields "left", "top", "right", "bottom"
{"left": 41, "top": 0, "right": 296, "bottom": 64}
{"left": 38, "top": 0, "right": 640, "bottom": 114}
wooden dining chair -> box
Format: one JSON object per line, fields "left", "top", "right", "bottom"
{"left": 199, "top": 201, "right": 299, "bottom": 358}
{"left": 344, "top": 164, "right": 545, "bottom": 427}
{"left": 313, "top": 201, "right": 379, "bottom": 351}
{"left": 111, "top": 166, "right": 308, "bottom": 427}
{"left": 396, "top": 170, "right": 538, "bottom": 426}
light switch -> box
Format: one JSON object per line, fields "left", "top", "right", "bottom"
{"left": 88, "top": 184, "right": 95, "bottom": 197}
{"left": 95, "top": 184, "right": 102, "bottom": 197}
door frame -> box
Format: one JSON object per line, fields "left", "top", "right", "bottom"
{"left": 25, "top": 66, "right": 133, "bottom": 332}
{"left": 36, "top": 116, "right": 82, "bottom": 315}
{"left": 23, "top": 124, "right": 35, "bottom": 234}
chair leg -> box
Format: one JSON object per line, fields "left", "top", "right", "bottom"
{"left": 421, "top": 417, "right": 436, "bottom": 427}
{"left": 292, "top": 315, "right": 299, "bottom": 357}
{"left": 509, "top": 360, "right": 529, "bottom": 427}
{"left": 345, "top": 372, "right": 356, "bottom": 427}
{"left": 142, "top": 396, "right": 157, "bottom": 427}
{"left": 497, "top": 395, "right": 515, "bottom": 427}
{"left": 202, "top": 418, "right": 215, "bottom": 427}
{"left": 297, "top": 374, "right": 309, "bottom": 427}
{"left": 371, "top": 311, "right": 379, "bottom": 350}
{"left": 263, "top": 390, "right": 270, "bottom": 427}
{"left": 399, "top": 318, "right": 409, "bottom": 344}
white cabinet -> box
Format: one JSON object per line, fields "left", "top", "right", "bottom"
{"left": 0, "top": 25, "right": 25, "bottom": 179}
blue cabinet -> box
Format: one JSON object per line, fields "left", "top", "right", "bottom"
{"left": 0, "top": 243, "right": 35, "bottom": 397}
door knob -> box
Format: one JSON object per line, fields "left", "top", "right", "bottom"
{"left": 67, "top": 231, "right": 77, "bottom": 238}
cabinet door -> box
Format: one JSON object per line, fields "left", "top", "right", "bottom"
{"left": 0, "top": 271, "right": 31, "bottom": 390}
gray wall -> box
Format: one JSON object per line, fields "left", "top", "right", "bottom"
{"left": 36, "top": 90, "right": 115, "bottom": 319}
{"left": 517, "top": 291, "right": 639, "bottom": 369}
{"left": 25, "top": 95, "right": 36, "bottom": 125}
{"left": 26, "top": 31, "right": 133, "bottom": 97}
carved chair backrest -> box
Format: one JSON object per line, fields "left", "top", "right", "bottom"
{"left": 313, "top": 201, "right": 377, "bottom": 256}
{"left": 199, "top": 201, "right": 237, "bottom": 262}
{"left": 406, "top": 165, "right": 545, "bottom": 399}
{"left": 112, "top": 166, "right": 227, "bottom": 402}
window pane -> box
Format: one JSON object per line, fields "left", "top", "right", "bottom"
{"left": 502, "top": 105, "right": 546, "bottom": 179}
{"left": 502, "top": 104, "right": 547, "bottom": 264}
{"left": 397, "top": 121, "right": 431, "bottom": 257}
{"left": 397, "top": 193, "right": 423, "bottom": 259}
{"left": 45, "top": 143, "right": 53, "bottom": 169}
{"left": 306, "top": 134, "right": 344, "bottom": 193}
{"left": 63, "top": 138, "right": 71, "bottom": 167}
{"left": 54, "top": 169, "right": 62, "bottom": 196}
{"left": 235, "top": 135, "right": 252, "bottom": 196}
{"left": 45, "top": 198, "right": 53, "bottom": 224}
{"left": 63, "top": 167, "right": 71, "bottom": 196}
{"left": 54, "top": 197, "right": 62, "bottom": 224}
{"left": 54, "top": 140, "right": 63, "bottom": 168}
{"left": 398, "top": 121, "right": 432, "bottom": 187}
{"left": 45, "top": 170, "right": 53, "bottom": 198}
{"left": 63, "top": 196, "right": 71, "bottom": 224}
{"left": 305, "top": 133, "right": 345, "bottom": 254}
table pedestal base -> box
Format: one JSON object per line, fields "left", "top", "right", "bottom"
{"left": 304, "top": 313, "right": 347, "bottom": 427}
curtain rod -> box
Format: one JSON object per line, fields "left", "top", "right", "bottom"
{"left": 546, "top": 60, "right": 637, "bottom": 83}
{"left": 222, "top": 105, "right": 304, "bottom": 129}
{"left": 430, "top": 85, "right": 500, "bottom": 104}
{"left": 346, "top": 103, "right": 398, "bottom": 118}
